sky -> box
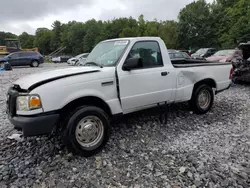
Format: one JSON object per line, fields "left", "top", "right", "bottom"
{"left": 1, "top": 0, "right": 214, "bottom": 35}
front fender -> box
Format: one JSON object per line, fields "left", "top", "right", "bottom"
{"left": 61, "top": 89, "right": 107, "bottom": 109}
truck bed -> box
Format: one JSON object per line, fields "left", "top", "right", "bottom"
{"left": 171, "top": 59, "right": 231, "bottom": 68}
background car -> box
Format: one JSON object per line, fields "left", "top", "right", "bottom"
{"left": 178, "top": 49, "right": 191, "bottom": 56}
{"left": 191, "top": 48, "right": 217, "bottom": 59}
{"left": 206, "top": 49, "right": 242, "bottom": 62}
{"left": 52, "top": 55, "right": 72, "bottom": 63}
{"left": 0, "top": 51, "right": 44, "bottom": 67}
{"left": 67, "top": 53, "right": 89, "bottom": 66}
{"left": 168, "top": 50, "right": 191, "bottom": 60}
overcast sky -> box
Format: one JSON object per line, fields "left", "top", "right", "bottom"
{"left": 1, "top": 0, "right": 214, "bottom": 35}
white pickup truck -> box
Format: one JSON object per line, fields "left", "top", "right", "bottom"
{"left": 6, "top": 37, "right": 232, "bottom": 156}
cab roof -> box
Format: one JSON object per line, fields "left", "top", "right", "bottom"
{"left": 102, "top": 37, "right": 161, "bottom": 42}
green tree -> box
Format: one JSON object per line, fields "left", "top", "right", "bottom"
{"left": 144, "top": 21, "right": 159, "bottom": 36}
{"left": 19, "top": 32, "right": 35, "bottom": 48}
{"left": 158, "top": 21, "right": 178, "bottom": 49}
{"left": 50, "top": 20, "right": 62, "bottom": 51}
{"left": 218, "top": 0, "right": 250, "bottom": 48}
{"left": 64, "top": 22, "right": 86, "bottom": 55}
{"left": 34, "top": 28, "right": 52, "bottom": 54}
{"left": 178, "top": 0, "right": 217, "bottom": 49}
{"left": 0, "top": 32, "right": 17, "bottom": 46}
{"left": 83, "top": 19, "right": 103, "bottom": 52}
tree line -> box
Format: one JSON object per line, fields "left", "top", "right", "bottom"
{"left": 0, "top": 0, "right": 249, "bottom": 55}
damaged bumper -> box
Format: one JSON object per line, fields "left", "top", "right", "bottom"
{"left": 8, "top": 113, "right": 59, "bottom": 136}
{"left": 6, "top": 85, "right": 59, "bottom": 136}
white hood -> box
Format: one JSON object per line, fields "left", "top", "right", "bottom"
{"left": 14, "top": 66, "right": 101, "bottom": 90}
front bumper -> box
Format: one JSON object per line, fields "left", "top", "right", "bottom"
{"left": 9, "top": 113, "right": 59, "bottom": 136}
{"left": 6, "top": 86, "right": 59, "bottom": 136}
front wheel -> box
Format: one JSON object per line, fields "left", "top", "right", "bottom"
{"left": 0, "top": 62, "right": 4, "bottom": 69}
{"left": 189, "top": 84, "right": 214, "bottom": 114}
{"left": 62, "top": 106, "right": 110, "bottom": 157}
{"left": 31, "top": 60, "right": 39, "bottom": 67}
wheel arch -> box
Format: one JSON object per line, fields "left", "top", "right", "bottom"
{"left": 60, "top": 96, "right": 112, "bottom": 121}
{"left": 193, "top": 78, "right": 216, "bottom": 93}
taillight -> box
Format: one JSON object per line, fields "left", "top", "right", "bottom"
{"left": 229, "top": 67, "right": 233, "bottom": 80}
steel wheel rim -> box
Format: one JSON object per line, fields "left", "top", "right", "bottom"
{"left": 75, "top": 116, "right": 104, "bottom": 148}
{"left": 198, "top": 89, "right": 211, "bottom": 109}
{"left": 33, "top": 61, "right": 38, "bottom": 67}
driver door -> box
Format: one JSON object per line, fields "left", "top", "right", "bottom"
{"left": 117, "top": 41, "right": 175, "bottom": 113}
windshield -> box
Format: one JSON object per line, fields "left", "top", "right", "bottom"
{"left": 195, "top": 49, "right": 207, "bottom": 55}
{"left": 86, "top": 40, "right": 129, "bottom": 67}
{"left": 213, "top": 50, "right": 235, "bottom": 56}
{"left": 5, "top": 53, "right": 13, "bottom": 58}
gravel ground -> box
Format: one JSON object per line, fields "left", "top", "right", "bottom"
{"left": 0, "top": 63, "right": 250, "bottom": 188}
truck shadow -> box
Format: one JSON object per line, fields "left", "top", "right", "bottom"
{"left": 111, "top": 98, "right": 240, "bottom": 136}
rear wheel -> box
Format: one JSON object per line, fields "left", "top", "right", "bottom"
{"left": 31, "top": 60, "right": 39, "bottom": 67}
{"left": 62, "top": 106, "right": 110, "bottom": 157}
{"left": 190, "top": 84, "right": 214, "bottom": 114}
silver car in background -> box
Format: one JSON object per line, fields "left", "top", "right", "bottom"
{"left": 67, "top": 53, "right": 89, "bottom": 66}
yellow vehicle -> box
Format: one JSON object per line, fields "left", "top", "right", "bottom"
{"left": 0, "top": 38, "right": 38, "bottom": 56}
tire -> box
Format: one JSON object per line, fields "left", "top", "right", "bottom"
{"left": 189, "top": 84, "right": 214, "bottom": 114}
{"left": 62, "top": 106, "right": 110, "bottom": 157}
{"left": 31, "top": 60, "right": 39, "bottom": 67}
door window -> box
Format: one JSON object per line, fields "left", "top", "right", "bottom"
{"left": 9, "top": 53, "right": 20, "bottom": 59}
{"left": 127, "top": 41, "right": 163, "bottom": 68}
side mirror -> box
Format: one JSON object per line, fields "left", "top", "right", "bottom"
{"left": 122, "top": 57, "right": 142, "bottom": 71}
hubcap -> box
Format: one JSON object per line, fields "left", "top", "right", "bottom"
{"left": 75, "top": 116, "right": 104, "bottom": 148}
{"left": 33, "top": 61, "right": 38, "bottom": 67}
{"left": 198, "top": 89, "right": 211, "bottom": 109}
{"left": 0, "top": 63, "right": 4, "bottom": 69}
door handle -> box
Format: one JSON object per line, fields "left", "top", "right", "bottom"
{"left": 161, "top": 71, "right": 169, "bottom": 76}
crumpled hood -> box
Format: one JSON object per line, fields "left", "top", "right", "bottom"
{"left": 14, "top": 66, "right": 101, "bottom": 90}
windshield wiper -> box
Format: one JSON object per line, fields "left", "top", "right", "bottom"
{"left": 85, "top": 62, "right": 103, "bottom": 68}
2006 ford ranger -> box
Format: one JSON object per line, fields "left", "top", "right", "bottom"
{"left": 6, "top": 37, "right": 232, "bottom": 156}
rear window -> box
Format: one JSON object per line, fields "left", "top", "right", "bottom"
{"left": 174, "top": 52, "right": 184, "bottom": 58}
{"left": 182, "top": 52, "right": 190, "bottom": 58}
{"left": 169, "top": 53, "right": 174, "bottom": 59}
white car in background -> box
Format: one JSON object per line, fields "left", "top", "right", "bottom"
{"left": 67, "top": 53, "right": 89, "bottom": 66}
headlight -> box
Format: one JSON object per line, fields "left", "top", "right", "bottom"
{"left": 16, "top": 95, "right": 42, "bottom": 111}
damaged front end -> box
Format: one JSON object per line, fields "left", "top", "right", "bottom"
{"left": 232, "top": 42, "right": 250, "bottom": 84}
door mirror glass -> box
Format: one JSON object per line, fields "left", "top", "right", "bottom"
{"left": 123, "top": 57, "right": 142, "bottom": 71}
